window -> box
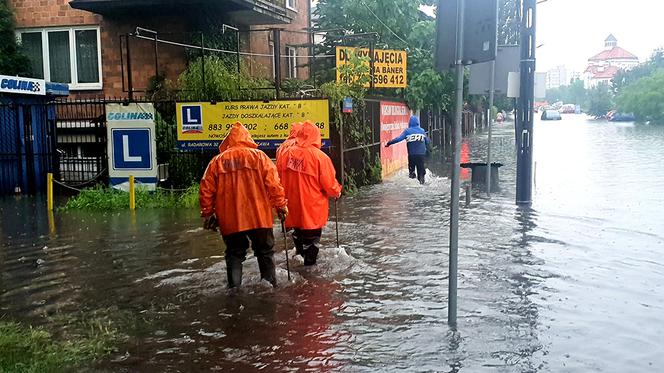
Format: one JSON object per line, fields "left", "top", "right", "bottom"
{"left": 286, "top": 0, "right": 296, "bottom": 11}
{"left": 17, "top": 27, "right": 102, "bottom": 90}
{"left": 286, "top": 46, "right": 297, "bottom": 79}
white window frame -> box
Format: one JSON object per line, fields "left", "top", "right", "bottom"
{"left": 269, "top": 41, "right": 276, "bottom": 78}
{"left": 286, "top": 0, "right": 297, "bottom": 11}
{"left": 17, "top": 26, "right": 103, "bottom": 90}
{"left": 286, "top": 46, "right": 297, "bottom": 79}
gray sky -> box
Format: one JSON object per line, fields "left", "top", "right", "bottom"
{"left": 537, "top": 0, "right": 664, "bottom": 73}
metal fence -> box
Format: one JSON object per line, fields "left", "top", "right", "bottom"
{"left": 0, "top": 100, "right": 57, "bottom": 195}
{"left": 49, "top": 98, "right": 219, "bottom": 191}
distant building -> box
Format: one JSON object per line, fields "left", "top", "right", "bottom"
{"left": 583, "top": 34, "right": 639, "bottom": 88}
{"left": 569, "top": 71, "right": 581, "bottom": 82}
{"left": 546, "top": 65, "right": 568, "bottom": 89}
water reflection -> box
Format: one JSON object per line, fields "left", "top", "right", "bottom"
{"left": 1, "top": 116, "right": 664, "bottom": 371}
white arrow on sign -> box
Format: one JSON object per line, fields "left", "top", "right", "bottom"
{"left": 122, "top": 135, "right": 142, "bottom": 162}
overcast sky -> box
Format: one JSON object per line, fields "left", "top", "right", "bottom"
{"left": 536, "top": 0, "right": 664, "bottom": 73}
{"left": 422, "top": 0, "right": 664, "bottom": 73}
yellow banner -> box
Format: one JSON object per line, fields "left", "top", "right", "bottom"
{"left": 336, "top": 46, "right": 408, "bottom": 88}
{"left": 176, "top": 99, "right": 330, "bottom": 149}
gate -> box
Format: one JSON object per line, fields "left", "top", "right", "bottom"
{"left": 0, "top": 99, "right": 57, "bottom": 195}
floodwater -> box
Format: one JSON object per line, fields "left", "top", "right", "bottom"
{"left": 1, "top": 114, "right": 663, "bottom": 372}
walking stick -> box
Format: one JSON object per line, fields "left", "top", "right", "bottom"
{"left": 281, "top": 220, "right": 291, "bottom": 282}
{"left": 334, "top": 198, "right": 339, "bottom": 248}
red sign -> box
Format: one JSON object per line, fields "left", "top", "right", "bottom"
{"left": 380, "top": 101, "right": 410, "bottom": 178}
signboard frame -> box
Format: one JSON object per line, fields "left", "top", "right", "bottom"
{"left": 336, "top": 46, "right": 408, "bottom": 88}
{"left": 176, "top": 98, "right": 330, "bottom": 150}
{"left": 106, "top": 103, "right": 158, "bottom": 191}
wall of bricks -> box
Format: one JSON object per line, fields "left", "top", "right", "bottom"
{"left": 8, "top": 0, "right": 310, "bottom": 98}
{"left": 247, "top": 1, "right": 311, "bottom": 81}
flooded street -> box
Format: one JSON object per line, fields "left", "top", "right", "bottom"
{"left": 1, "top": 114, "right": 664, "bottom": 372}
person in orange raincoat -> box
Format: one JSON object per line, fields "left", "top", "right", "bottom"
{"left": 200, "top": 123, "right": 289, "bottom": 288}
{"left": 276, "top": 122, "right": 303, "bottom": 160}
{"left": 276, "top": 121, "right": 342, "bottom": 266}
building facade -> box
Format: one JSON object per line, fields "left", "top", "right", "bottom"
{"left": 8, "top": 0, "right": 311, "bottom": 98}
{"left": 545, "top": 65, "right": 568, "bottom": 90}
{"left": 583, "top": 34, "right": 639, "bottom": 88}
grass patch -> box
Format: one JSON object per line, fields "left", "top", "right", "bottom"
{"left": 63, "top": 184, "right": 199, "bottom": 211}
{"left": 0, "top": 318, "right": 120, "bottom": 373}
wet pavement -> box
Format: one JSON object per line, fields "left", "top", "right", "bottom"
{"left": 1, "top": 114, "right": 663, "bottom": 372}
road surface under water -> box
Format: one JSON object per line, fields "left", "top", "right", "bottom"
{"left": 1, "top": 114, "right": 663, "bottom": 372}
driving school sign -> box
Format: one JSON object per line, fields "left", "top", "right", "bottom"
{"left": 176, "top": 99, "right": 330, "bottom": 149}
{"left": 335, "top": 47, "right": 407, "bottom": 88}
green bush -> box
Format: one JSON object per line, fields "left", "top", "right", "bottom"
{"left": 178, "top": 56, "right": 275, "bottom": 101}
{"left": 63, "top": 184, "right": 200, "bottom": 211}
{"left": 617, "top": 69, "right": 664, "bottom": 123}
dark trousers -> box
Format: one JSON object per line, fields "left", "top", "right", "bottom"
{"left": 222, "top": 228, "right": 276, "bottom": 288}
{"left": 408, "top": 154, "right": 426, "bottom": 184}
{"left": 292, "top": 228, "right": 322, "bottom": 266}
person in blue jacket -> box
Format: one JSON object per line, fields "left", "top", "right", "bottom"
{"left": 385, "top": 115, "right": 430, "bottom": 184}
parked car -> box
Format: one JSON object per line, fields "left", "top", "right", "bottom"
{"left": 541, "top": 110, "right": 562, "bottom": 120}
{"left": 607, "top": 111, "right": 636, "bottom": 122}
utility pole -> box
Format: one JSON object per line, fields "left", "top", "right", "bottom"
{"left": 448, "top": 0, "right": 466, "bottom": 330}
{"left": 486, "top": 59, "right": 495, "bottom": 196}
{"left": 516, "top": 0, "right": 536, "bottom": 205}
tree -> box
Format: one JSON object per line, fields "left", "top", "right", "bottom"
{"left": 612, "top": 49, "right": 664, "bottom": 96}
{"left": 498, "top": 0, "right": 520, "bottom": 45}
{"left": 314, "top": 0, "right": 520, "bottom": 111}
{"left": 585, "top": 82, "right": 613, "bottom": 118}
{"left": 0, "top": 0, "right": 30, "bottom": 76}
{"left": 545, "top": 79, "right": 586, "bottom": 105}
{"left": 616, "top": 69, "right": 664, "bottom": 123}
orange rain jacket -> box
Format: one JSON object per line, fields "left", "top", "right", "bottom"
{"left": 200, "top": 123, "right": 287, "bottom": 236}
{"left": 277, "top": 121, "right": 342, "bottom": 230}
{"left": 276, "top": 122, "right": 303, "bottom": 160}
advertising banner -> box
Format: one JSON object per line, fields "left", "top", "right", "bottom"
{"left": 336, "top": 47, "right": 407, "bottom": 88}
{"left": 0, "top": 74, "right": 46, "bottom": 96}
{"left": 380, "top": 101, "right": 410, "bottom": 178}
{"left": 176, "top": 99, "right": 330, "bottom": 150}
{"left": 106, "top": 103, "right": 158, "bottom": 191}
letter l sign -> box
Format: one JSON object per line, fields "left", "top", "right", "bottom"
{"left": 123, "top": 135, "right": 142, "bottom": 162}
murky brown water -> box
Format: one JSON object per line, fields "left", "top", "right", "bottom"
{"left": 1, "top": 114, "right": 663, "bottom": 372}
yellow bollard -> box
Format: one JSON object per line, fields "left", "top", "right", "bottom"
{"left": 129, "top": 175, "right": 136, "bottom": 210}
{"left": 47, "top": 173, "right": 54, "bottom": 211}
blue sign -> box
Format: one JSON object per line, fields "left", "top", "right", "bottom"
{"left": 343, "top": 97, "right": 353, "bottom": 113}
{"left": 181, "top": 104, "right": 203, "bottom": 133}
{"left": 111, "top": 129, "right": 152, "bottom": 170}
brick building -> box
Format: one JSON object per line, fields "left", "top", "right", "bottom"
{"left": 8, "top": 0, "right": 311, "bottom": 97}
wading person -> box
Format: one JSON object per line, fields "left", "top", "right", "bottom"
{"left": 277, "top": 121, "right": 342, "bottom": 266}
{"left": 276, "top": 122, "right": 303, "bottom": 160}
{"left": 384, "top": 115, "right": 430, "bottom": 184}
{"left": 200, "top": 122, "right": 289, "bottom": 288}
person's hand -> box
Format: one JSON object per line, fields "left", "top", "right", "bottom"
{"left": 277, "top": 206, "right": 289, "bottom": 221}
{"left": 203, "top": 215, "right": 218, "bottom": 231}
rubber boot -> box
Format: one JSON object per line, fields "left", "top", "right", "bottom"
{"left": 257, "top": 255, "right": 277, "bottom": 287}
{"left": 409, "top": 172, "right": 416, "bottom": 179}
{"left": 302, "top": 243, "right": 320, "bottom": 266}
{"left": 292, "top": 232, "right": 304, "bottom": 257}
{"left": 226, "top": 260, "right": 243, "bottom": 288}
{"left": 418, "top": 175, "right": 425, "bottom": 184}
